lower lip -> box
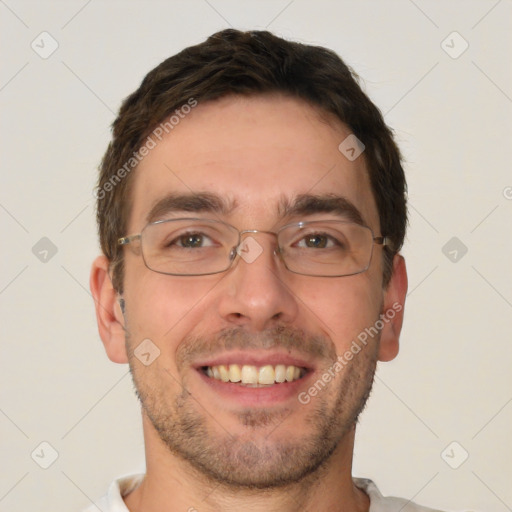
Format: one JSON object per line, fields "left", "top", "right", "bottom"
{"left": 196, "top": 370, "right": 313, "bottom": 407}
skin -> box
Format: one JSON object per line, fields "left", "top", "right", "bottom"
{"left": 90, "top": 94, "right": 408, "bottom": 512}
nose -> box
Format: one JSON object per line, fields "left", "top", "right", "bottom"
{"left": 216, "top": 233, "right": 299, "bottom": 331}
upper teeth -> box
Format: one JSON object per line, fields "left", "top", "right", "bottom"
{"left": 205, "top": 364, "right": 303, "bottom": 385}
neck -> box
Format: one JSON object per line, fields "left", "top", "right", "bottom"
{"left": 124, "top": 415, "right": 369, "bottom": 512}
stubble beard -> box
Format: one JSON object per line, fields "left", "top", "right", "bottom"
{"left": 128, "top": 327, "right": 379, "bottom": 490}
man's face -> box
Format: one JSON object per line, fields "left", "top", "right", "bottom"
{"left": 119, "top": 95, "right": 397, "bottom": 487}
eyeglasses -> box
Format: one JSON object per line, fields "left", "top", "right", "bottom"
{"left": 118, "top": 218, "right": 388, "bottom": 277}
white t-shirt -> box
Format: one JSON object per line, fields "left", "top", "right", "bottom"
{"left": 84, "top": 474, "right": 445, "bottom": 511}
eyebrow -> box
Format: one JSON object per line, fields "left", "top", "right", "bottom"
{"left": 145, "top": 192, "right": 365, "bottom": 226}
{"left": 278, "top": 194, "right": 366, "bottom": 226}
{"left": 146, "top": 192, "right": 237, "bottom": 224}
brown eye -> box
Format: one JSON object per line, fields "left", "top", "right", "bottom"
{"left": 304, "top": 235, "right": 329, "bottom": 248}
{"left": 179, "top": 233, "right": 204, "bottom": 248}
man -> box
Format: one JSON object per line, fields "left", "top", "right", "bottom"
{"left": 89, "top": 29, "right": 441, "bottom": 511}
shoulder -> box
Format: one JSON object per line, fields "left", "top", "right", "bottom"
{"left": 82, "top": 474, "right": 144, "bottom": 512}
{"left": 354, "top": 478, "right": 447, "bottom": 512}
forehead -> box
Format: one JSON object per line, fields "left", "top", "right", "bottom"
{"left": 128, "top": 95, "right": 379, "bottom": 232}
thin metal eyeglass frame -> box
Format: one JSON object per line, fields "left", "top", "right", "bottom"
{"left": 117, "top": 218, "right": 389, "bottom": 278}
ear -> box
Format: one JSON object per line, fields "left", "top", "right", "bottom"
{"left": 90, "top": 255, "right": 128, "bottom": 363}
{"left": 377, "top": 254, "right": 408, "bottom": 362}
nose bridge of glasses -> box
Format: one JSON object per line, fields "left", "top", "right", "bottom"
{"left": 240, "top": 229, "right": 277, "bottom": 245}
{"left": 239, "top": 229, "right": 278, "bottom": 239}
{"left": 235, "top": 229, "right": 280, "bottom": 258}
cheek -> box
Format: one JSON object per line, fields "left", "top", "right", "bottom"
{"left": 123, "top": 262, "right": 220, "bottom": 351}
{"left": 295, "top": 275, "right": 382, "bottom": 350}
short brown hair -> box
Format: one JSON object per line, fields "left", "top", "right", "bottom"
{"left": 96, "top": 29, "right": 407, "bottom": 293}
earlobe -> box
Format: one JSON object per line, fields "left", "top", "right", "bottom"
{"left": 378, "top": 254, "right": 408, "bottom": 362}
{"left": 90, "top": 255, "right": 128, "bottom": 364}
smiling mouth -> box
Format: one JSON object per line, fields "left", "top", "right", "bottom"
{"left": 201, "top": 364, "right": 308, "bottom": 387}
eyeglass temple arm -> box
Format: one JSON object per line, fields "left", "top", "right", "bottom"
{"left": 374, "top": 236, "right": 390, "bottom": 247}
{"left": 118, "top": 234, "right": 141, "bottom": 246}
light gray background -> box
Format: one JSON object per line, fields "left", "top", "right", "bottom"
{"left": 1, "top": 1, "right": 511, "bottom": 511}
